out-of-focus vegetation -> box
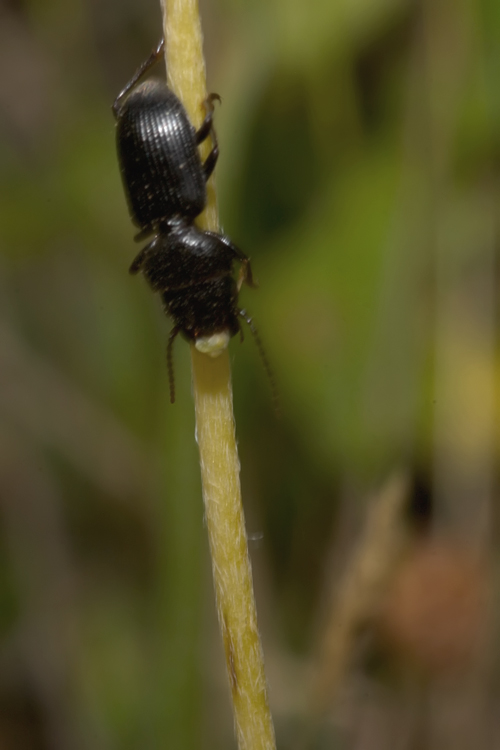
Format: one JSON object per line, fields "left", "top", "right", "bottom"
{"left": 0, "top": 0, "right": 499, "bottom": 747}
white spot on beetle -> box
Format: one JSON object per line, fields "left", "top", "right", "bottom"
{"left": 195, "top": 331, "right": 230, "bottom": 357}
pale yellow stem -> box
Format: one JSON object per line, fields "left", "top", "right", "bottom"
{"left": 159, "top": 2, "right": 276, "bottom": 747}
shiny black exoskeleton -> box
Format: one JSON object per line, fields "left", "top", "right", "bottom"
{"left": 113, "top": 39, "right": 257, "bottom": 401}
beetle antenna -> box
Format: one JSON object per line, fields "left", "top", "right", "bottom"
{"left": 167, "top": 326, "right": 179, "bottom": 403}
{"left": 238, "top": 310, "right": 280, "bottom": 416}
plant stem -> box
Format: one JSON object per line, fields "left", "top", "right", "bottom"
{"left": 159, "top": 1, "right": 276, "bottom": 747}
{"left": 312, "top": 472, "right": 409, "bottom": 713}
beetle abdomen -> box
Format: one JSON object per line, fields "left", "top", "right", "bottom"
{"left": 117, "top": 79, "right": 206, "bottom": 230}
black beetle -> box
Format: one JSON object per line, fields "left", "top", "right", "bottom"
{"left": 113, "top": 39, "right": 262, "bottom": 402}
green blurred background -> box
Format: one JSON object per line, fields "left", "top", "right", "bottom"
{"left": 1, "top": 0, "right": 500, "bottom": 747}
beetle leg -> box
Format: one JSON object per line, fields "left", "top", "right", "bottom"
{"left": 129, "top": 249, "right": 146, "bottom": 275}
{"left": 167, "top": 327, "right": 180, "bottom": 404}
{"left": 240, "top": 258, "right": 257, "bottom": 289}
{"left": 205, "top": 232, "right": 258, "bottom": 289}
{"left": 112, "top": 38, "right": 165, "bottom": 118}
{"left": 129, "top": 234, "right": 159, "bottom": 274}
{"left": 195, "top": 93, "right": 221, "bottom": 144}
{"left": 236, "top": 259, "right": 256, "bottom": 291}
{"left": 202, "top": 142, "right": 219, "bottom": 181}
{"left": 133, "top": 226, "right": 154, "bottom": 243}
{"left": 199, "top": 95, "right": 221, "bottom": 180}
{"left": 129, "top": 245, "right": 149, "bottom": 274}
